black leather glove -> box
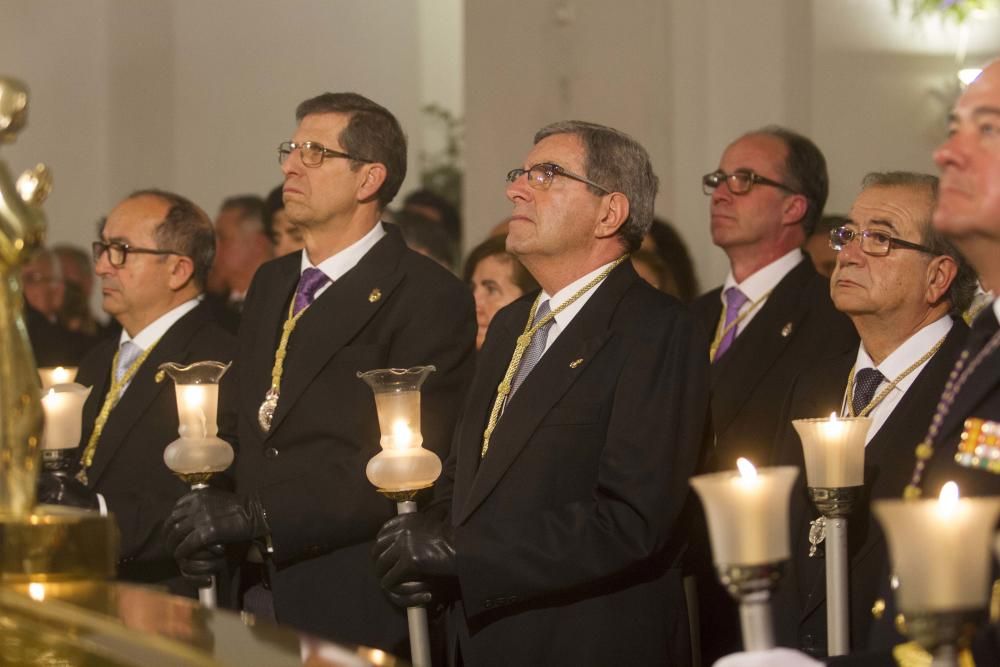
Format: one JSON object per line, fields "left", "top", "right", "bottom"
{"left": 165, "top": 488, "right": 269, "bottom": 560}
{"left": 176, "top": 544, "right": 227, "bottom": 588}
{"left": 374, "top": 512, "right": 457, "bottom": 607}
{"left": 37, "top": 472, "right": 99, "bottom": 510}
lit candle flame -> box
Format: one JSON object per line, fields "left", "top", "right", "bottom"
{"left": 736, "top": 457, "right": 757, "bottom": 479}
{"left": 939, "top": 481, "right": 960, "bottom": 505}
{"left": 53, "top": 366, "right": 70, "bottom": 384}
{"left": 392, "top": 421, "right": 413, "bottom": 448}
{"left": 46, "top": 388, "right": 55, "bottom": 398}
{"left": 829, "top": 412, "right": 838, "bottom": 422}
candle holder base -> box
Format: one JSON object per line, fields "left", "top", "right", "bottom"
{"left": 716, "top": 562, "right": 785, "bottom": 599}
{"left": 41, "top": 448, "right": 77, "bottom": 476}
{"left": 807, "top": 486, "right": 863, "bottom": 518}
{"left": 376, "top": 485, "right": 433, "bottom": 503}
{"left": 900, "top": 608, "right": 983, "bottom": 656}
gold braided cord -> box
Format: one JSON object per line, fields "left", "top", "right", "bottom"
{"left": 840, "top": 335, "right": 947, "bottom": 418}
{"left": 708, "top": 288, "right": 774, "bottom": 361}
{"left": 76, "top": 338, "right": 162, "bottom": 484}
{"left": 479, "top": 255, "right": 628, "bottom": 459}
{"left": 270, "top": 299, "right": 307, "bottom": 392}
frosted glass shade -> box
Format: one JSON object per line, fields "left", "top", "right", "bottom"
{"left": 793, "top": 416, "right": 871, "bottom": 488}
{"left": 40, "top": 382, "right": 90, "bottom": 450}
{"left": 874, "top": 495, "right": 1000, "bottom": 612}
{"left": 691, "top": 465, "right": 799, "bottom": 566}
{"left": 366, "top": 448, "right": 442, "bottom": 492}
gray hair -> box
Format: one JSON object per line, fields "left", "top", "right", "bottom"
{"left": 860, "top": 171, "right": 977, "bottom": 315}
{"left": 534, "top": 121, "right": 659, "bottom": 252}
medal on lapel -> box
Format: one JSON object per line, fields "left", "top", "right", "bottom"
{"left": 955, "top": 417, "right": 1000, "bottom": 473}
{"left": 258, "top": 387, "right": 279, "bottom": 432}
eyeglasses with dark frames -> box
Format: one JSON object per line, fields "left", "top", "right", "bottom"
{"left": 277, "top": 141, "right": 373, "bottom": 167}
{"left": 828, "top": 226, "right": 940, "bottom": 257}
{"left": 702, "top": 169, "right": 798, "bottom": 196}
{"left": 92, "top": 241, "right": 184, "bottom": 268}
{"left": 506, "top": 163, "right": 612, "bottom": 195}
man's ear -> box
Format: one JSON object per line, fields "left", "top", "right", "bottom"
{"left": 781, "top": 194, "right": 809, "bottom": 228}
{"left": 594, "top": 192, "right": 630, "bottom": 240}
{"left": 925, "top": 254, "right": 957, "bottom": 307}
{"left": 357, "top": 163, "right": 388, "bottom": 203}
{"left": 167, "top": 255, "right": 196, "bottom": 291}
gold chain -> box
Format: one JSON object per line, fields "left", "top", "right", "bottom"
{"left": 841, "top": 335, "right": 947, "bottom": 418}
{"left": 708, "top": 288, "right": 774, "bottom": 361}
{"left": 76, "top": 338, "right": 162, "bottom": 484}
{"left": 480, "top": 255, "right": 628, "bottom": 459}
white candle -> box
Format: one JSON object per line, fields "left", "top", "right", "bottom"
{"left": 40, "top": 383, "right": 91, "bottom": 449}
{"left": 38, "top": 366, "right": 78, "bottom": 389}
{"left": 691, "top": 459, "right": 800, "bottom": 566}
{"left": 874, "top": 482, "right": 1000, "bottom": 612}
{"left": 793, "top": 413, "right": 871, "bottom": 488}
{"left": 174, "top": 384, "right": 218, "bottom": 439}
{"left": 374, "top": 390, "right": 424, "bottom": 450}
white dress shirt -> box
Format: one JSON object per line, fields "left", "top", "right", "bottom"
{"left": 848, "top": 315, "right": 953, "bottom": 445}
{"left": 535, "top": 258, "right": 619, "bottom": 356}
{"left": 720, "top": 249, "right": 804, "bottom": 337}
{"left": 299, "top": 222, "right": 387, "bottom": 295}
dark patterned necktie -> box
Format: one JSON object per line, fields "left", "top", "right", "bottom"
{"left": 852, "top": 367, "right": 885, "bottom": 416}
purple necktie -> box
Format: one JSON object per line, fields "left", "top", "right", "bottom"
{"left": 293, "top": 267, "right": 331, "bottom": 315}
{"left": 713, "top": 287, "right": 749, "bottom": 362}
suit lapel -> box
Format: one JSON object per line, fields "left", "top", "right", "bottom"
{"left": 264, "top": 227, "right": 406, "bottom": 438}
{"left": 710, "top": 261, "right": 813, "bottom": 433}
{"left": 454, "top": 263, "right": 634, "bottom": 524}
{"left": 86, "top": 305, "right": 211, "bottom": 485}
{"left": 936, "top": 334, "right": 1000, "bottom": 445}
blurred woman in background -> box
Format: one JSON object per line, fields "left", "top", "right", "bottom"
{"left": 463, "top": 235, "right": 538, "bottom": 350}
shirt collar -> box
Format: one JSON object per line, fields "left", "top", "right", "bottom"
{"left": 300, "top": 221, "right": 387, "bottom": 281}
{"left": 539, "top": 258, "right": 620, "bottom": 333}
{"left": 854, "top": 315, "right": 954, "bottom": 392}
{"left": 120, "top": 297, "right": 201, "bottom": 350}
{"left": 722, "top": 248, "right": 804, "bottom": 303}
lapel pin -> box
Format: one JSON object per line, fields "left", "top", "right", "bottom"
{"left": 569, "top": 358, "right": 584, "bottom": 368}
{"left": 368, "top": 288, "right": 382, "bottom": 303}
{"left": 780, "top": 322, "right": 794, "bottom": 337}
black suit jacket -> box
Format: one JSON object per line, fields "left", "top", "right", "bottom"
{"left": 771, "top": 320, "right": 968, "bottom": 657}
{"left": 433, "top": 261, "right": 711, "bottom": 666}
{"left": 75, "top": 301, "right": 236, "bottom": 596}
{"left": 692, "top": 258, "right": 858, "bottom": 471}
{"left": 233, "top": 224, "right": 475, "bottom": 654}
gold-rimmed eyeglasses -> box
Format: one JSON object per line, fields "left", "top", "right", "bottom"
{"left": 277, "top": 141, "right": 373, "bottom": 167}
{"left": 506, "top": 162, "right": 611, "bottom": 195}
{"left": 828, "top": 226, "right": 940, "bottom": 257}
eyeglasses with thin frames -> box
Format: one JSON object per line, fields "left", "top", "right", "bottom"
{"left": 92, "top": 241, "right": 184, "bottom": 268}
{"left": 702, "top": 169, "right": 798, "bottom": 196}
{"left": 277, "top": 141, "right": 372, "bottom": 168}
{"left": 506, "top": 163, "right": 612, "bottom": 195}
{"left": 828, "top": 226, "right": 940, "bottom": 257}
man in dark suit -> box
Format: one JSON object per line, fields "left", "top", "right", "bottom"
{"left": 715, "top": 59, "right": 1000, "bottom": 667}
{"left": 165, "top": 93, "right": 475, "bottom": 654}
{"left": 770, "top": 172, "right": 977, "bottom": 657}
{"left": 691, "top": 127, "right": 858, "bottom": 663}
{"left": 38, "top": 189, "right": 235, "bottom": 597}
{"left": 373, "top": 121, "right": 711, "bottom": 665}
{"left": 693, "top": 126, "right": 857, "bottom": 471}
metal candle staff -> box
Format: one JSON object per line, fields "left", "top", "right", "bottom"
{"left": 358, "top": 365, "right": 439, "bottom": 667}
{"left": 691, "top": 459, "right": 799, "bottom": 651}
{"left": 157, "top": 361, "right": 234, "bottom": 608}
{"left": 793, "top": 414, "right": 871, "bottom": 656}
{"left": 874, "top": 482, "right": 1000, "bottom": 667}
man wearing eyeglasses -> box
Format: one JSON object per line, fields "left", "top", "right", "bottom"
{"left": 694, "top": 126, "right": 857, "bottom": 472}
{"left": 373, "top": 121, "right": 711, "bottom": 665}
{"left": 767, "top": 172, "right": 974, "bottom": 658}
{"left": 163, "top": 92, "right": 475, "bottom": 655}
{"left": 37, "top": 189, "right": 237, "bottom": 598}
